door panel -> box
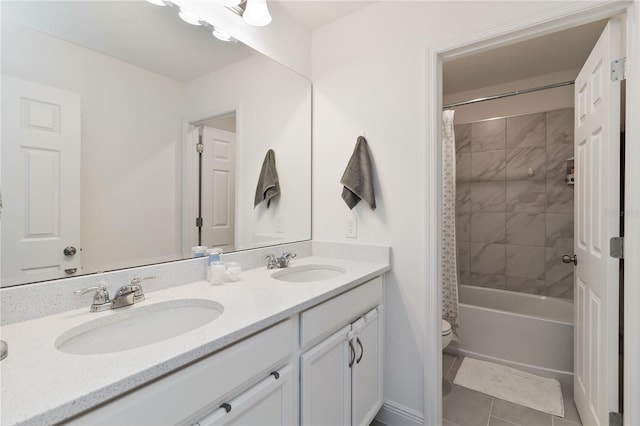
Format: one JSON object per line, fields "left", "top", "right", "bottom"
{"left": 573, "top": 19, "right": 621, "bottom": 426}
{"left": 1, "top": 76, "right": 81, "bottom": 285}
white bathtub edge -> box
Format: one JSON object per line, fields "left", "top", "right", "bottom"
{"left": 446, "top": 344, "right": 573, "bottom": 386}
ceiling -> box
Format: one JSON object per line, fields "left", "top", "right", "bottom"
{"left": 443, "top": 20, "right": 608, "bottom": 95}
{"left": 276, "top": 1, "right": 375, "bottom": 30}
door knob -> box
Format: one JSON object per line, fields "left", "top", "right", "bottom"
{"left": 63, "top": 246, "right": 77, "bottom": 256}
{"left": 562, "top": 254, "right": 577, "bottom": 265}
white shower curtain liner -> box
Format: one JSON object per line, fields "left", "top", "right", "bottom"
{"left": 442, "top": 110, "right": 460, "bottom": 336}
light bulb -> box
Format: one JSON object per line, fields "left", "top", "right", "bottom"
{"left": 178, "top": 9, "right": 201, "bottom": 26}
{"left": 213, "top": 28, "right": 232, "bottom": 42}
{"left": 243, "top": 0, "right": 271, "bottom": 27}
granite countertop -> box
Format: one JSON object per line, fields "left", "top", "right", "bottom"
{"left": 0, "top": 255, "right": 389, "bottom": 426}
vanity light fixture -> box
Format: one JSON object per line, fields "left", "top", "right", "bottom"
{"left": 145, "top": 0, "right": 167, "bottom": 6}
{"left": 242, "top": 0, "right": 272, "bottom": 27}
{"left": 216, "top": 0, "right": 242, "bottom": 7}
{"left": 178, "top": 8, "right": 202, "bottom": 26}
{"left": 213, "top": 28, "right": 233, "bottom": 42}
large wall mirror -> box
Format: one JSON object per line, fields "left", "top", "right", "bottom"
{"left": 0, "top": 1, "right": 312, "bottom": 287}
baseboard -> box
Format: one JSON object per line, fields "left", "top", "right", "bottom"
{"left": 375, "top": 400, "right": 424, "bottom": 426}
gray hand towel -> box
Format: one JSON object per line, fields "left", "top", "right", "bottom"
{"left": 254, "top": 149, "right": 280, "bottom": 208}
{"left": 340, "top": 136, "right": 376, "bottom": 210}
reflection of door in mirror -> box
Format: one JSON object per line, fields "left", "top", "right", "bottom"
{"left": 1, "top": 76, "right": 82, "bottom": 285}
{"left": 200, "top": 119, "right": 237, "bottom": 253}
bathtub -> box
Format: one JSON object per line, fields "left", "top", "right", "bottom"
{"left": 448, "top": 285, "right": 574, "bottom": 384}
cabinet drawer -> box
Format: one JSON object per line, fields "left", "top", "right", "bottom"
{"left": 67, "top": 319, "right": 294, "bottom": 426}
{"left": 300, "top": 276, "right": 382, "bottom": 351}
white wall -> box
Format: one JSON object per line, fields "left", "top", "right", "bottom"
{"left": 183, "top": 53, "right": 311, "bottom": 250}
{"left": 311, "top": 1, "right": 577, "bottom": 419}
{"left": 2, "top": 22, "right": 184, "bottom": 274}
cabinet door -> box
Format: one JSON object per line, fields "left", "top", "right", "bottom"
{"left": 352, "top": 306, "right": 383, "bottom": 426}
{"left": 196, "top": 365, "right": 294, "bottom": 426}
{"left": 301, "top": 325, "right": 352, "bottom": 426}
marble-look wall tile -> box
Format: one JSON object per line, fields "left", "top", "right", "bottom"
{"left": 506, "top": 213, "right": 545, "bottom": 246}
{"left": 470, "top": 213, "right": 506, "bottom": 243}
{"left": 456, "top": 183, "right": 471, "bottom": 213}
{"left": 546, "top": 213, "right": 574, "bottom": 248}
{"left": 471, "top": 150, "right": 506, "bottom": 181}
{"left": 545, "top": 247, "right": 574, "bottom": 284}
{"left": 471, "top": 119, "right": 505, "bottom": 152}
{"left": 457, "top": 153, "right": 471, "bottom": 183}
{"left": 506, "top": 245, "right": 545, "bottom": 280}
{"left": 507, "top": 113, "right": 545, "bottom": 149}
{"left": 546, "top": 179, "right": 574, "bottom": 213}
{"left": 546, "top": 276, "right": 574, "bottom": 299}
{"left": 547, "top": 108, "right": 574, "bottom": 145}
{"left": 506, "top": 147, "right": 546, "bottom": 180}
{"left": 455, "top": 123, "right": 471, "bottom": 154}
{"left": 456, "top": 212, "right": 471, "bottom": 242}
{"left": 470, "top": 273, "right": 506, "bottom": 289}
{"left": 506, "top": 180, "right": 546, "bottom": 213}
{"left": 546, "top": 143, "right": 574, "bottom": 181}
{"left": 458, "top": 242, "right": 470, "bottom": 285}
{"left": 471, "top": 182, "right": 506, "bottom": 213}
{"left": 505, "top": 277, "right": 546, "bottom": 295}
{"left": 470, "top": 243, "right": 506, "bottom": 275}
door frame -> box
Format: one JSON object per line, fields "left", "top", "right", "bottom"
{"left": 181, "top": 104, "right": 242, "bottom": 258}
{"left": 425, "top": 2, "right": 639, "bottom": 425}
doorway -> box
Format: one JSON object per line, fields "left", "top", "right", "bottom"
{"left": 425, "top": 3, "right": 638, "bottom": 426}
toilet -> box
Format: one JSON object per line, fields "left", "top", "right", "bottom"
{"left": 442, "top": 319, "right": 452, "bottom": 349}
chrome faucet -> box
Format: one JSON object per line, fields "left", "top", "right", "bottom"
{"left": 265, "top": 252, "right": 296, "bottom": 269}
{"left": 75, "top": 276, "right": 155, "bottom": 312}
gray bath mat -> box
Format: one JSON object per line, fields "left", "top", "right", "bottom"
{"left": 453, "top": 357, "right": 564, "bottom": 417}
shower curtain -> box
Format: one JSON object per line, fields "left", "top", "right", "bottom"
{"left": 442, "top": 110, "right": 459, "bottom": 336}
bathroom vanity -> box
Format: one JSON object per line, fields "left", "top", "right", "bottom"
{"left": 0, "top": 248, "right": 389, "bottom": 426}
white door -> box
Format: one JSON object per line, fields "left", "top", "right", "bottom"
{"left": 351, "top": 307, "right": 383, "bottom": 426}
{"left": 301, "top": 325, "right": 352, "bottom": 426}
{"left": 1, "top": 76, "right": 81, "bottom": 286}
{"left": 201, "top": 126, "right": 236, "bottom": 252}
{"left": 573, "top": 19, "right": 621, "bottom": 425}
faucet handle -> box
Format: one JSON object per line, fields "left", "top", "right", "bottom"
{"left": 74, "top": 284, "right": 110, "bottom": 307}
{"left": 265, "top": 254, "right": 277, "bottom": 269}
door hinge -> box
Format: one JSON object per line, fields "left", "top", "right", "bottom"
{"left": 611, "top": 58, "right": 626, "bottom": 81}
{"left": 610, "top": 237, "right": 624, "bottom": 259}
{"left": 609, "top": 411, "right": 622, "bottom": 426}
{"left": 196, "top": 142, "right": 204, "bottom": 154}
{"left": 195, "top": 217, "right": 203, "bottom": 227}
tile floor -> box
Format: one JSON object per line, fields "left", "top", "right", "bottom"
{"left": 443, "top": 353, "right": 582, "bottom": 426}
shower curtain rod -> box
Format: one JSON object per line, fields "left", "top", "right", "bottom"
{"left": 443, "top": 80, "right": 575, "bottom": 109}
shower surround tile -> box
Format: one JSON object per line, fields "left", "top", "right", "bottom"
{"left": 456, "top": 212, "right": 471, "bottom": 242}
{"left": 506, "top": 213, "right": 546, "bottom": 246}
{"left": 545, "top": 248, "right": 574, "bottom": 284}
{"left": 506, "top": 147, "right": 546, "bottom": 180}
{"left": 457, "top": 153, "right": 472, "bottom": 183}
{"left": 546, "top": 179, "right": 574, "bottom": 213}
{"left": 470, "top": 213, "right": 506, "bottom": 243}
{"left": 506, "top": 277, "right": 546, "bottom": 295}
{"left": 471, "top": 150, "right": 506, "bottom": 182}
{"left": 471, "top": 181, "right": 506, "bottom": 213}
{"left": 457, "top": 183, "right": 471, "bottom": 213}
{"left": 470, "top": 243, "right": 506, "bottom": 275}
{"left": 471, "top": 119, "right": 505, "bottom": 152}
{"left": 455, "top": 123, "right": 471, "bottom": 154}
{"left": 546, "top": 143, "right": 574, "bottom": 181}
{"left": 506, "top": 180, "right": 546, "bottom": 213}
{"left": 470, "top": 273, "right": 506, "bottom": 289}
{"left": 546, "top": 213, "right": 574, "bottom": 248}
{"left": 507, "top": 113, "right": 545, "bottom": 149}
{"left": 547, "top": 108, "right": 574, "bottom": 145}
{"left": 506, "top": 245, "right": 545, "bottom": 280}
{"left": 546, "top": 277, "right": 574, "bottom": 299}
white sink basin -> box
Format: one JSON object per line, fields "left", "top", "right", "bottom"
{"left": 271, "top": 264, "right": 346, "bottom": 282}
{"left": 56, "top": 299, "right": 224, "bottom": 355}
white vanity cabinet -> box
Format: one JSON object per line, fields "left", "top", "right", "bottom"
{"left": 300, "top": 277, "right": 384, "bottom": 426}
{"left": 66, "top": 319, "right": 296, "bottom": 426}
